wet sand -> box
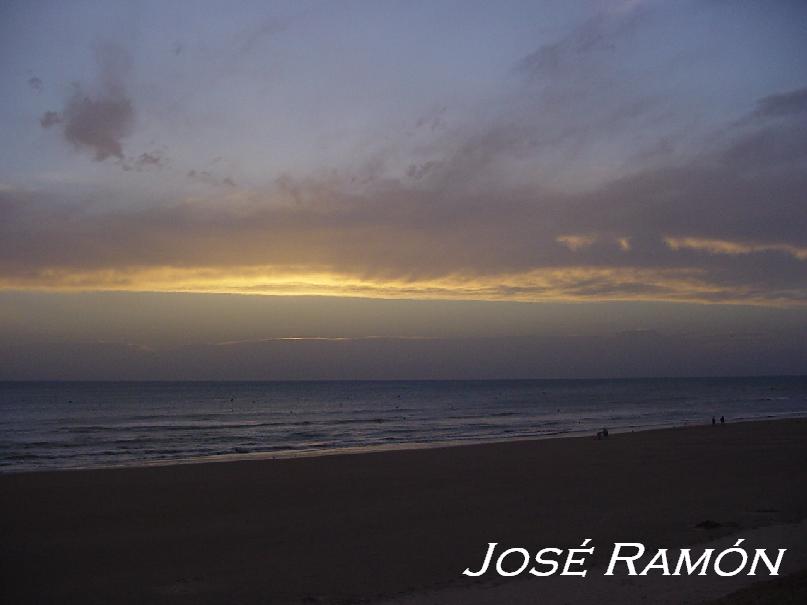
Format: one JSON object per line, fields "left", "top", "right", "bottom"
{"left": 2, "top": 419, "right": 806, "bottom": 604}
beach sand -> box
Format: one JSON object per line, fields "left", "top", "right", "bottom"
{"left": 2, "top": 419, "right": 806, "bottom": 604}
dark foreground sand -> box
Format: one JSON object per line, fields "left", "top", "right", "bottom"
{"left": 2, "top": 419, "right": 807, "bottom": 604}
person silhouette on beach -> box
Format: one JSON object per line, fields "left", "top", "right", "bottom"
{"left": 720, "top": 416, "right": 725, "bottom": 424}
{"left": 712, "top": 416, "right": 716, "bottom": 426}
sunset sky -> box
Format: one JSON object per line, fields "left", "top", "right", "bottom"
{"left": 1, "top": 0, "right": 806, "bottom": 379}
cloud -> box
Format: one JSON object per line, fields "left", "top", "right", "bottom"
{"left": 28, "top": 76, "right": 43, "bottom": 93}
{"left": 517, "top": 12, "right": 631, "bottom": 79}
{"left": 2, "top": 78, "right": 807, "bottom": 309}
{"left": 120, "top": 151, "right": 167, "bottom": 172}
{"left": 238, "top": 17, "right": 287, "bottom": 55}
{"left": 752, "top": 87, "right": 807, "bottom": 119}
{"left": 664, "top": 237, "right": 807, "bottom": 261}
{"left": 187, "top": 169, "right": 237, "bottom": 188}
{"left": 40, "top": 43, "right": 135, "bottom": 161}
{"left": 59, "top": 87, "right": 134, "bottom": 160}
{"left": 722, "top": 90, "right": 807, "bottom": 170}
{"left": 5, "top": 78, "right": 807, "bottom": 305}
{"left": 7, "top": 4, "right": 807, "bottom": 307}
{"left": 39, "top": 111, "right": 62, "bottom": 128}
{"left": 134, "top": 152, "right": 163, "bottom": 168}
{"left": 432, "top": 2, "right": 683, "bottom": 195}
{"left": 556, "top": 235, "right": 597, "bottom": 252}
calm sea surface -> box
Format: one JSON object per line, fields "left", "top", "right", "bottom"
{"left": 1, "top": 377, "right": 806, "bottom": 472}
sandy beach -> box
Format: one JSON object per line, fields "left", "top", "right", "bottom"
{"left": 2, "top": 418, "right": 806, "bottom": 604}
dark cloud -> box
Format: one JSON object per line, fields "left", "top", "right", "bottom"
{"left": 59, "top": 85, "right": 134, "bottom": 160}
{"left": 516, "top": 5, "right": 652, "bottom": 82}
{"left": 39, "top": 111, "right": 62, "bottom": 128}
{"left": 518, "top": 14, "right": 614, "bottom": 78}
{"left": 713, "top": 86, "right": 807, "bottom": 172}
{"left": 7, "top": 4, "right": 807, "bottom": 306}
{"left": 187, "top": 169, "right": 237, "bottom": 188}
{"left": 432, "top": 3, "right": 673, "bottom": 194}
{"left": 406, "top": 161, "right": 440, "bottom": 180}
{"left": 134, "top": 152, "right": 164, "bottom": 169}
{"left": 40, "top": 43, "right": 135, "bottom": 161}
{"left": 2, "top": 82, "right": 806, "bottom": 305}
{"left": 119, "top": 152, "right": 166, "bottom": 172}
{"left": 752, "top": 87, "right": 807, "bottom": 119}
{"left": 239, "top": 17, "right": 287, "bottom": 55}
{"left": 413, "top": 106, "right": 448, "bottom": 133}
{"left": 27, "top": 76, "right": 43, "bottom": 93}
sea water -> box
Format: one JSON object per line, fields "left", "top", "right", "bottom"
{"left": 1, "top": 377, "right": 806, "bottom": 472}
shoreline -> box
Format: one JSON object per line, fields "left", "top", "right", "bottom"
{"left": 3, "top": 417, "right": 807, "bottom": 604}
{"left": 4, "top": 411, "right": 807, "bottom": 476}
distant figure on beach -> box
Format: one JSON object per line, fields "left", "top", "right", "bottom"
{"left": 720, "top": 416, "right": 725, "bottom": 424}
{"left": 596, "top": 427, "right": 609, "bottom": 440}
{"left": 712, "top": 416, "right": 716, "bottom": 426}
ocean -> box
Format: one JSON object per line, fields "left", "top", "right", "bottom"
{"left": 1, "top": 377, "right": 806, "bottom": 473}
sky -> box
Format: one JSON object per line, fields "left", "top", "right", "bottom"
{"left": 1, "top": 0, "right": 806, "bottom": 379}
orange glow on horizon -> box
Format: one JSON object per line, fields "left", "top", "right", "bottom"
{"left": 0, "top": 264, "right": 803, "bottom": 307}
